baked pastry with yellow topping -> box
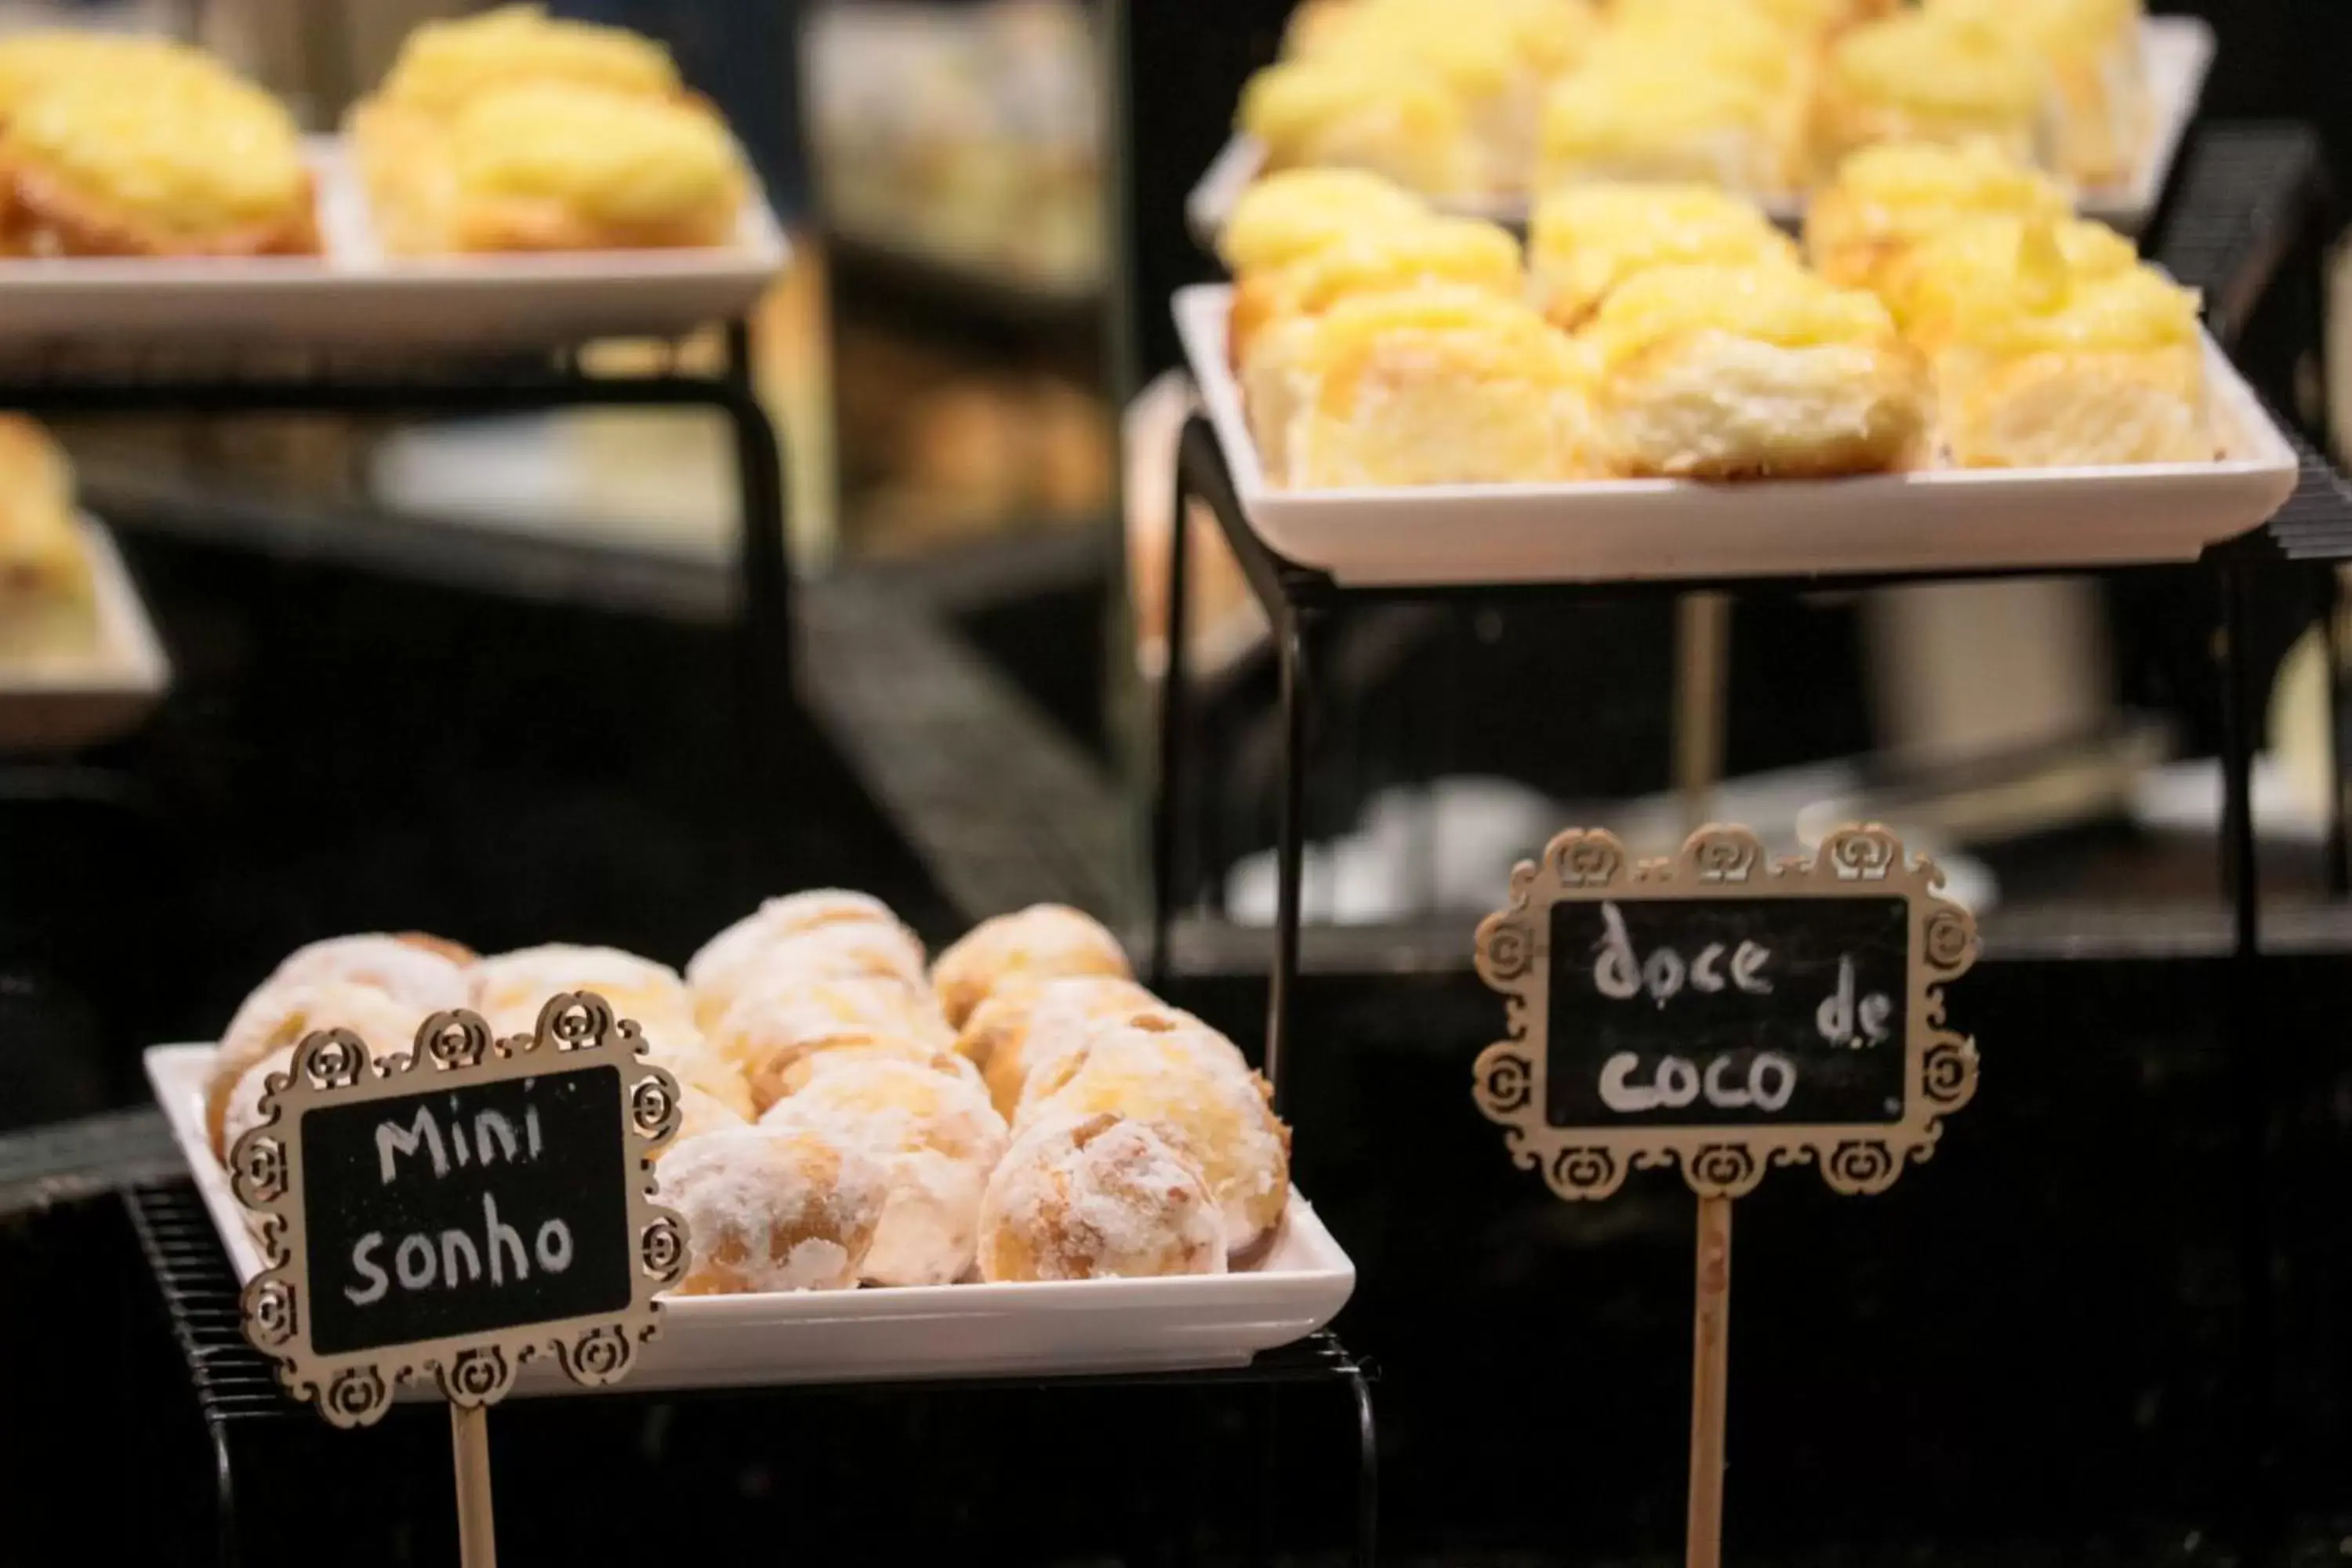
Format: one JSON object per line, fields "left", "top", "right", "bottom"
{"left": 1529, "top": 182, "right": 1797, "bottom": 329}
{"left": 1277, "top": 0, "right": 1599, "bottom": 182}
{"left": 1282, "top": 285, "right": 1594, "bottom": 488}
{"left": 1907, "top": 222, "right": 2207, "bottom": 468}
{"left": 358, "top": 80, "right": 746, "bottom": 254}
{"left": 1804, "top": 140, "right": 2072, "bottom": 290}
{"left": 370, "top": 4, "right": 680, "bottom": 114}
{"left": 1218, "top": 168, "right": 1430, "bottom": 275}
{"left": 1238, "top": 54, "right": 1483, "bottom": 197}
{"left": 1877, "top": 213, "right": 2139, "bottom": 342}
{"left": 1540, "top": 53, "right": 1796, "bottom": 196}
{"left": 0, "top": 416, "right": 93, "bottom": 662}
{"left": 1814, "top": 11, "right": 2048, "bottom": 174}
{"left": 1580, "top": 263, "right": 1928, "bottom": 479}
{"left": 1930, "top": 0, "right": 2146, "bottom": 186}
{"left": 0, "top": 49, "right": 317, "bottom": 256}
{"left": 1232, "top": 216, "right": 1524, "bottom": 482}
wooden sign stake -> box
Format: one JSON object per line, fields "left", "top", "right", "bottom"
{"left": 452, "top": 1403, "right": 497, "bottom": 1568}
{"left": 230, "top": 992, "right": 686, "bottom": 1568}
{"left": 1475, "top": 825, "right": 1979, "bottom": 1567}
{"left": 1686, "top": 1194, "right": 1732, "bottom": 1568}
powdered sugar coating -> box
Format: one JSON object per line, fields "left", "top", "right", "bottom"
{"left": 659, "top": 1082, "right": 749, "bottom": 1156}
{"left": 687, "top": 892, "right": 926, "bottom": 1025}
{"left": 764, "top": 1055, "right": 1011, "bottom": 1286}
{"left": 471, "top": 944, "right": 692, "bottom": 1038}
{"left": 957, "top": 975, "right": 1177, "bottom": 1117}
{"left": 978, "top": 1111, "right": 1226, "bottom": 1282}
{"left": 1021, "top": 1022, "right": 1288, "bottom": 1257}
{"left": 711, "top": 975, "right": 952, "bottom": 1112}
{"left": 651, "top": 1040, "right": 757, "bottom": 1120}
{"left": 765, "top": 1037, "right": 983, "bottom": 1102}
{"left": 930, "top": 904, "right": 1133, "bottom": 1028}
{"left": 207, "top": 981, "right": 434, "bottom": 1159}
{"left": 265, "top": 934, "right": 472, "bottom": 1015}
{"left": 658, "top": 1126, "right": 888, "bottom": 1294}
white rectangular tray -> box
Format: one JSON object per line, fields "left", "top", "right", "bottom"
{"left": 0, "top": 139, "right": 789, "bottom": 349}
{"left": 0, "top": 519, "right": 171, "bottom": 750}
{"left": 145, "top": 1042, "right": 1356, "bottom": 1396}
{"left": 1189, "top": 16, "right": 2213, "bottom": 245}
{"left": 1174, "top": 281, "right": 2299, "bottom": 586}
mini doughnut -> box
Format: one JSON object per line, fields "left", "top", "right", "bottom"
{"left": 206, "top": 981, "right": 431, "bottom": 1160}
{"left": 658, "top": 1126, "right": 888, "bottom": 1294}
{"left": 710, "top": 976, "right": 951, "bottom": 1112}
{"left": 220, "top": 1044, "right": 295, "bottom": 1159}
{"left": 978, "top": 1111, "right": 1226, "bottom": 1282}
{"left": 658, "top": 1082, "right": 748, "bottom": 1155}
{"left": 263, "top": 933, "right": 473, "bottom": 1014}
{"left": 956, "top": 975, "right": 1179, "bottom": 1118}
{"left": 1022, "top": 1021, "right": 1288, "bottom": 1259}
{"left": 1011, "top": 1011, "right": 1254, "bottom": 1122}
{"left": 763, "top": 1054, "right": 1009, "bottom": 1286}
{"left": 764, "top": 1036, "right": 982, "bottom": 1103}
{"left": 471, "top": 943, "right": 693, "bottom": 1037}
{"left": 647, "top": 1036, "right": 757, "bottom": 1120}
{"left": 687, "top": 891, "right": 924, "bottom": 1025}
{"left": 929, "top": 904, "right": 1132, "bottom": 1029}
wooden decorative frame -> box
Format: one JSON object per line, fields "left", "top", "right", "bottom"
{"left": 1472, "top": 823, "right": 1979, "bottom": 1203}
{"left": 228, "top": 992, "right": 685, "bottom": 1428}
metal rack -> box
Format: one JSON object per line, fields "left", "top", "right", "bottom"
{"left": 122, "top": 1178, "right": 1377, "bottom": 1567}
{"left": 0, "top": 322, "right": 793, "bottom": 723}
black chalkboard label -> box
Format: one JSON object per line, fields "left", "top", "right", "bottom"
{"left": 301, "top": 1065, "right": 633, "bottom": 1357}
{"left": 1544, "top": 896, "right": 1911, "bottom": 1129}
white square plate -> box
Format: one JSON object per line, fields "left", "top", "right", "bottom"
{"left": 1189, "top": 16, "right": 2214, "bottom": 245}
{"left": 0, "top": 139, "right": 789, "bottom": 349}
{"left": 144, "top": 1043, "right": 1357, "bottom": 1396}
{"left": 1174, "top": 281, "right": 2299, "bottom": 586}
{"left": 0, "top": 519, "right": 171, "bottom": 749}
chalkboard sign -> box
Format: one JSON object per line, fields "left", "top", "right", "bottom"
{"left": 230, "top": 993, "right": 687, "bottom": 1428}
{"left": 1473, "top": 825, "right": 1978, "bottom": 1201}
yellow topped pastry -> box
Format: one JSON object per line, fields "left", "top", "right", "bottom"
{"left": 1827, "top": 13, "right": 2045, "bottom": 125}
{"left": 1290, "top": 0, "right": 1597, "bottom": 78}
{"left": 1594, "top": 0, "right": 1810, "bottom": 89}
{"left": 448, "top": 82, "right": 744, "bottom": 233}
{"left": 1929, "top": 0, "right": 2139, "bottom": 59}
{"left": 1805, "top": 140, "right": 2072, "bottom": 286}
{"left": 1239, "top": 55, "right": 1479, "bottom": 194}
{"left": 1276, "top": 216, "right": 1523, "bottom": 316}
{"left": 376, "top": 3, "right": 680, "bottom": 116}
{"left": 1918, "top": 227, "right": 2197, "bottom": 357}
{"left": 1529, "top": 182, "right": 1798, "bottom": 326}
{"left": 1879, "top": 215, "right": 2140, "bottom": 340}
{"left": 5, "top": 64, "right": 310, "bottom": 242}
{"left": 1218, "top": 168, "right": 1430, "bottom": 274}
{"left": 1541, "top": 60, "right": 1791, "bottom": 189}
{"left": 1582, "top": 262, "right": 1900, "bottom": 374}
{"left": 1617, "top": 0, "right": 1889, "bottom": 38}
{"left": 0, "top": 416, "right": 93, "bottom": 660}
{"left": 0, "top": 31, "right": 208, "bottom": 118}
{"left": 1281, "top": 284, "right": 1590, "bottom": 486}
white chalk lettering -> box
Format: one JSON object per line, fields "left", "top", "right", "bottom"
{"left": 375, "top": 1107, "right": 449, "bottom": 1185}
{"left": 484, "top": 1192, "right": 529, "bottom": 1285}
{"left": 1731, "top": 941, "right": 1773, "bottom": 994}
{"left": 1642, "top": 947, "right": 1686, "bottom": 1007}
{"left": 534, "top": 1219, "right": 575, "bottom": 1274}
{"left": 1691, "top": 944, "right": 1726, "bottom": 992}
{"left": 1599, "top": 1051, "right": 1803, "bottom": 1115}
{"left": 525, "top": 1100, "right": 543, "bottom": 1158}
{"left": 346, "top": 1232, "right": 388, "bottom": 1305}
{"left": 1594, "top": 904, "right": 1641, "bottom": 1000}
{"left": 395, "top": 1234, "right": 436, "bottom": 1290}
{"left": 473, "top": 1109, "right": 520, "bottom": 1166}
{"left": 1817, "top": 955, "right": 1892, "bottom": 1048}
{"left": 440, "top": 1229, "right": 482, "bottom": 1287}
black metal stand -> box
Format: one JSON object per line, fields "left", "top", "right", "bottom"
{"left": 0, "top": 321, "right": 793, "bottom": 722}
{"left": 123, "top": 1178, "right": 1378, "bottom": 1568}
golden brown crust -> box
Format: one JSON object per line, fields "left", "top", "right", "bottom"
{"left": 394, "top": 931, "right": 477, "bottom": 966}
{"left": 0, "top": 151, "right": 318, "bottom": 257}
